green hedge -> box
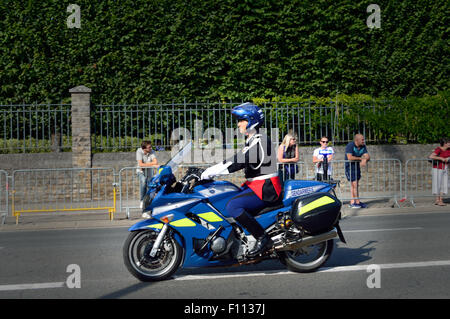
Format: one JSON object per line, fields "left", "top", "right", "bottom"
{"left": 0, "top": 0, "right": 448, "bottom": 104}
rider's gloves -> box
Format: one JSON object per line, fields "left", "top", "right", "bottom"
{"left": 201, "top": 161, "right": 232, "bottom": 180}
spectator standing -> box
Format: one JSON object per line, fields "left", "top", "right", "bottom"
{"left": 277, "top": 133, "right": 299, "bottom": 182}
{"left": 313, "top": 136, "right": 334, "bottom": 181}
{"left": 429, "top": 137, "right": 450, "bottom": 206}
{"left": 345, "top": 134, "right": 370, "bottom": 208}
{"left": 136, "top": 141, "right": 158, "bottom": 213}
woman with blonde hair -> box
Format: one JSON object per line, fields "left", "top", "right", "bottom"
{"left": 277, "top": 132, "right": 299, "bottom": 182}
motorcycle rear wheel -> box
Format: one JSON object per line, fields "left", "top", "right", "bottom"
{"left": 123, "top": 229, "right": 183, "bottom": 281}
{"left": 279, "top": 239, "right": 334, "bottom": 273}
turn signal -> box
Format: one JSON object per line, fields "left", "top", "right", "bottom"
{"left": 161, "top": 214, "right": 174, "bottom": 224}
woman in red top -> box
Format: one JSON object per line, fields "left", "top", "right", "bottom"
{"left": 429, "top": 137, "right": 450, "bottom": 206}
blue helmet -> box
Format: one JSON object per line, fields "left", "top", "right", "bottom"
{"left": 231, "top": 102, "right": 264, "bottom": 130}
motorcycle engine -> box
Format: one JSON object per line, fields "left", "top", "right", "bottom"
{"left": 210, "top": 237, "right": 226, "bottom": 254}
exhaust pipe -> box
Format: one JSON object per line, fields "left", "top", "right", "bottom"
{"left": 274, "top": 228, "right": 338, "bottom": 252}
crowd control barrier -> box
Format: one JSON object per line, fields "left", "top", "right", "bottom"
{"left": 118, "top": 167, "right": 157, "bottom": 218}
{"left": 0, "top": 170, "right": 8, "bottom": 225}
{"left": 11, "top": 168, "right": 117, "bottom": 224}
{"left": 404, "top": 159, "right": 449, "bottom": 207}
{"left": 309, "top": 159, "right": 403, "bottom": 206}
{"left": 4, "top": 158, "right": 447, "bottom": 224}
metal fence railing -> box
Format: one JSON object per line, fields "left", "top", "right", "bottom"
{"left": 405, "top": 159, "right": 449, "bottom": 207}
{"left": 11, "top": 168, "right": 117, "bottom": 223}
{"left": 0, "top": 103, "right": 71, "bottom": 153}
{"left": 0, "top": 101, "right": 427, "bottom": 154}
{"left": 0, "top": 170, "right": 8, "bottom": 225}
{"left": 91, "top": 101, "right": 388, "bottom": 152}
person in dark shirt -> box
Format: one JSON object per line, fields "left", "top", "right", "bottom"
{"left": 277, "top": 133, "right": 299, "bottom": 182}
{"left": 345, "top": 134, "right": 370, "bottom": 208}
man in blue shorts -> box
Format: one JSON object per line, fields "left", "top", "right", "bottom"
{"left": 345, "top": 134, "right": 370, "bottom": 208}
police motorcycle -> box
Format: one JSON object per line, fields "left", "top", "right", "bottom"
{"left": 123, "top": 142, "right": 346, "bottom": 282}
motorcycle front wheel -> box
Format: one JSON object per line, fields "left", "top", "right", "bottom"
{"left": 278, "top": 239, "right": 334, "bottom": 273}
{"left": 123, "top": 229, "right": 183, "bottom": 281}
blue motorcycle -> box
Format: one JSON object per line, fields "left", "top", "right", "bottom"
{"left": 123, "top": 143, "right": 346, "bottom": 281}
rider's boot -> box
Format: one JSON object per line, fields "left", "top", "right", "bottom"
{"left": 235, "top": 212, "right": 273, "bottom": 258}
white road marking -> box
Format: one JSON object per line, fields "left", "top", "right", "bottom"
{"left": 173, "top": 260, "right": 450, "bottom": 281}
{"left": 320, "top": 260, "right": 450, "bottom": 273}
{"left": 344, "top": 227, "right": 423, "bottom": 233}
{"left": 0, "top": 282, "right": 65, "bottom": 292}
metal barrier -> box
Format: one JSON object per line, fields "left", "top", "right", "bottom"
{"left": 278, "top": 161, "right": 309, "bottom": 181}
{"left": 405, "top": 159, "right": 449, "bottom": 207}
{"left": 119, "top": 160, "right": 404, "bottom": 213}
{"left": 306, "top": 159, "right": 403, "bottom": 206}
{"left": 3, "top": 158, "right": 429, "bottom": 225}
{"left": 0, "top": 170, "right": 8, "bottom": 225}
{"left": 118, "top": 167, "right": 157, "bottom": 218}
{"left": 11, "top": 168, "right": 117, "bottom": 224}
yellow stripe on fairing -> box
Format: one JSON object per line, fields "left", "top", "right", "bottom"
{"left": 170, "top": 218, "right": 196, "bottom": 227}
{"left": 299, "top": 196, "right": 335, "bottom": 216}
{"left": 146, "top": 223, "right": 163, "bottom": 229}
{"left": 198, "top": 212, "right": 223, "bottom": 222}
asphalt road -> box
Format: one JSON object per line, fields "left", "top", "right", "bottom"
{"left": 1, "top": 210, "right": 450, "bottom": 299}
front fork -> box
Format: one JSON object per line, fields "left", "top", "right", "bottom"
{"left": 149, "top": 224, "right": 170, "bottom": 257}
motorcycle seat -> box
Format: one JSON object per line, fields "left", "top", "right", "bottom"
{"left": 254, "top": 195, "right": 284, "bottom": 216}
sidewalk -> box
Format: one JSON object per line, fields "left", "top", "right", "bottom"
{"left": 1, "top": 197, "right": 449, "bottom": 232}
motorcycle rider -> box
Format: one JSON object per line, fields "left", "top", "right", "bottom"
{"left": 201, "top": 102, "right": 282, "bottom": 258}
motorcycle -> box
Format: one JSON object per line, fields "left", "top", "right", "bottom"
{"left": 123, "top": 142, "right": 346, "bottom": 281}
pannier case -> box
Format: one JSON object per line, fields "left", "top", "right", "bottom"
{"left": 290, "top": 192, "right": 341, "bottom": 235}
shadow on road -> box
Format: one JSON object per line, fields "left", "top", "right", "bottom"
{"left": 328, "top": 240, "right": 377, "bottom": 267}
{"left": 99, "top": 281, "right": 151, "bottom": 299}
{"left": 104, "top": 241, "right": 378, "bottom": 292}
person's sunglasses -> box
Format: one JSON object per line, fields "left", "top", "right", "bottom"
{"left": 320, "top": 140, "right": 328, "bottom": 143}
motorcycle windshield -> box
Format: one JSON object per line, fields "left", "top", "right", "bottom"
{"left": 164, "top": 141, "right": 192, "bottom": 175}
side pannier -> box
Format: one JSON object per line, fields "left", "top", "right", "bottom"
{"left": 290, "top": 192, "right": 342, "bottom": 235}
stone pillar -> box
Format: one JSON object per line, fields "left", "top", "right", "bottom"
{"left": 70, "top": 85, "right": 92, "bottom": 168}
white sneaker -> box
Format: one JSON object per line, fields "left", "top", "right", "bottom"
{"left": 142, "top": 212, "right": 151, "bottom": 219}
{"left": 140, "top": 201, "right": 144, "bottom": 209}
